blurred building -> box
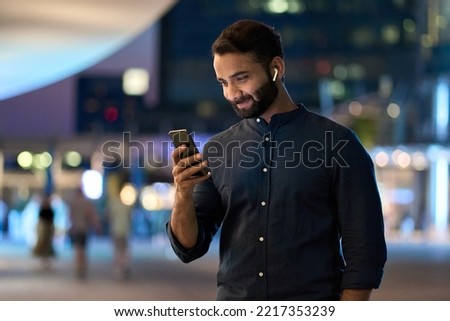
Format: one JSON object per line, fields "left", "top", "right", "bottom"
{"left": 1, "top": 0, "right": 450, "bottom": 242}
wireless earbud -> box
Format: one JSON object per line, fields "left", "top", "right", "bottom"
{"left": 272, "top": 68, "right": 278, "bottom": 82}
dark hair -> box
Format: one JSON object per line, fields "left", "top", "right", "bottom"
{"left": 211, "top": 19, "right": 284, "bottom": 66}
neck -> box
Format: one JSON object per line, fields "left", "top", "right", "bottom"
{"left": 260, "top": 86, "right": 297, "bottom": 123}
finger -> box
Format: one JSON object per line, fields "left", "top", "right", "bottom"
{"left": 171, "top": 145, "right": 188, "bottom": 164}
{"left": 189, "top": 160, "right": 209, "bottom": 176}
{"left": 190, "top": 170, "right": 211, "bottom": 183}
{"left": 184, "top": 153, "right": 203, "bottom": 167}
{"left": 176, "top": 153, "right": 203, "bottom": 170}
{"left": 171, "top": 156, "right": 197, "bottom": 178}
{"left": 173, "top": 160, "right": 208, "bottom": 180}
{"left": 181, "top": 162, "right": 211, "bottom": 181}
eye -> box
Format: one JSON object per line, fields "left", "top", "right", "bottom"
{"left": 218, "top": 80, "right": 227, "bottom": 87}
{"left": 235, "top": 75, "right": 248, "bottom": 82}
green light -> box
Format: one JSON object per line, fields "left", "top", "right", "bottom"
{"left": 64, "top": 151, "right": 82, "bottom": 167}
{"left": 17, "top": 151, "right": 33, "bottom": 169}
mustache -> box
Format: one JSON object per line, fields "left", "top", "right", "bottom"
{"left": 232, "top": 95, "right": 253, "bottom": 105}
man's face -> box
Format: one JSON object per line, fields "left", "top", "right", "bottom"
{"left": 213, "top": 53, "right": 278, "bottom": 119}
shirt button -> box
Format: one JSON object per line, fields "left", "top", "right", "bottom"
{"left": 264, "top": 137, "right": 270, "bottom": 142}
{"left": 259, "top": 272, "right": 264, "bottom": 277}
{"left": 263, "top": 168, "right": 268, "bottom": 173}
{"left": 256, "top": 118, "right": 261, "bottom": 123}
{"left": 261, "top": 201, "right": 266, "bottom": 206}
{"left": 259, "top": 236, "right": 264, "bottom": 242}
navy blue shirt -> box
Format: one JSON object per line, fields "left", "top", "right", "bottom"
{"left": 167, "top": 105, "right": 387, "bottom": 300}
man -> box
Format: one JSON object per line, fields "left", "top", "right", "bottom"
{"left": 167, "top": 19, "right": 387, "bottom": 300}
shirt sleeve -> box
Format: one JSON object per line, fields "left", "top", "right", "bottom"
{"left": 334, "top": 129, "right": 387, "bottom": 290}
{"left": 166, "top": 221, "right": 209, "bottom": 263}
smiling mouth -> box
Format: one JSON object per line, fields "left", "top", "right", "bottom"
{"left": 235, "top": 97, "right": 253, "bottom": 109}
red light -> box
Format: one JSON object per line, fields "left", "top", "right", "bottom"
{"left": 316, "top": 59, "right": 331, "bottom": 76}
{"left": 104, "top": 106, "right": 119, "bottom": 122}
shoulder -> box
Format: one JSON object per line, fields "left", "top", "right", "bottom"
{"left": 289, "top": 106, "right": 360, "bottom": 148}
{"left": 303, "top": 107, "right": 352, "bottom": 135}
{"left": 298, "top": 107, "right": 371, "bottom": 161}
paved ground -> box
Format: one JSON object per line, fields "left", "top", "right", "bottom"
{"left": 0, "top": 235, "right": 449, "bottom": 301}
{"left": 371, "top": 241, "right": 450, "bottom": 301}
{"left": 0, "top": 236, "right": 218, "bottom": 301}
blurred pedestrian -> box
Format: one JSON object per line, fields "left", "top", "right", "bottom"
{"left": 32, "top": 193, "right": 55, "bottom": 269}
{"left": 67, "top": 187, "right": 102, "bottom": 279}
{"left": 107, "top": 193, "right": 133, "bottom": 280}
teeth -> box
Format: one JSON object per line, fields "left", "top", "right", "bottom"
{"left": 238, "top": 99, "right": 250, "bottom": 108}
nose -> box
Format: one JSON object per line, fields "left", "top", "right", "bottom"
{"left": 224, "top": 83, "right": 242, "bottom": 102}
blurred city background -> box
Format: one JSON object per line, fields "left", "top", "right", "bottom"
{"left": 0, "top": 0, "right": 450, "bottom": 300}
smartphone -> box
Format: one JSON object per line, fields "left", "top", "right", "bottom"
{"left": 168, "top": 129, "right": 209, "bottom": 177}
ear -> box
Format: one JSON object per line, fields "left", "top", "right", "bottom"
{"left": 271, "top": 56, "right": 284, "bottom": 81}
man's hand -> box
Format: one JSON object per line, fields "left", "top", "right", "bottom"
{"left": 171, "top": 145, "right": 210, "bottom": 194}
{"left": 340, "top": 289, "right": 372, "bottom": 301}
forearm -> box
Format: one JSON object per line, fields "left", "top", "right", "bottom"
{"left": 169, "top": 146, "right": 211, "bottom": 250}
{"left": 340, "top": 289, "right": 372, "bottom": 301}
{"left": 169, "top": 192, "right": 199, "bottom": 249}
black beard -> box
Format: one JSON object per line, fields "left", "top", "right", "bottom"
{"left": 230, "top": 79, "right": 278, "bottom": 119}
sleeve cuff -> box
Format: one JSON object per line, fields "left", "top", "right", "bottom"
{"left": 341, "top": 265, "right": 385, "bottom": 290}
{"left": 166, "top": 221, "right": 207, "bottom": 263}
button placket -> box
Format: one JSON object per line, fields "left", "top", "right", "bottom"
{"left": 256, "top": 129, "right": 272, "bottom": 296}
